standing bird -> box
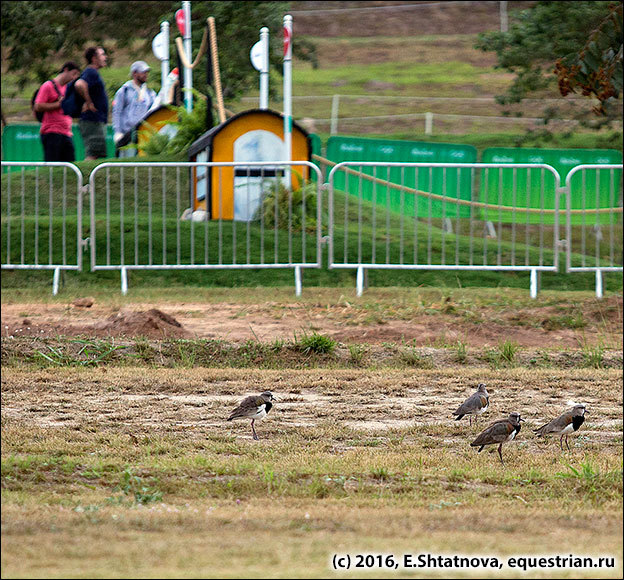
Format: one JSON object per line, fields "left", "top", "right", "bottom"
{"left": 453, "top": 383, "right": 489, "bottom": 426}
{"left": 470, "top": 412, "right": 524, "bottom": 465}
{"left": 227, "top": 391, "right": 275, "bottom": 440}
{"left": 533, "top": 403, "right": 588, "bottom": 451}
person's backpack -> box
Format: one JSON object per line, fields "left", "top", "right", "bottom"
{"left": 60, "top": 78, "right": 85, "bottom": 118}
{"left": 31, "top": 80, "right": 61, "bottom": 122}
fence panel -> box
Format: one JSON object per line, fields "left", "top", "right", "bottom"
{"left": 1, "top": 161, "right": 84, "bottom": 294}
{"left": 88, "top": 161, "right": 323, "bottom": 294}
{"left": 328, "top": 161, "right": 561, "bottom": 296}
{"left": 481, "top": 148, "right": 622, "bottom": 225}
{"left": 565, "top": 164, "right": 623, "bottom": 297}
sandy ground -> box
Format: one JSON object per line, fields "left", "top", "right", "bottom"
{"left": 2, "top": 366, "right": 622, "bottom": 451}
{"left": 1, "top": 294, "right": 622, "bottom": 347}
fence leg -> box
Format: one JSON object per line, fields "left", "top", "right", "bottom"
{"left": 425, "top": 112, "right": 433, "bottom": 135}
{"left": 52, "top": 268, "right": 61, "bottom": 296}
{"left": 121, "top": 267, "right": 128, "bottom": 296}
{"left": 294, "top": 265, "right": 302, "bottom": 297}
{"left": 595, "top": 270, "right": 603, "bottom": 299}
{"left": 356, "top": 266, "right": 365, "bottom": 297}
{"left": 530, "top": 269, "right": 540, "bottom": 299}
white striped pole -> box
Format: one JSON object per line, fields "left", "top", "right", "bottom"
{"left": 283, "top": 14, "right": 292, "bottom": 185}
{"left": 260, "top": 27, "right": 269, "bottom": 109}
{"left": 182, "top": 1, "right": 193, "bottom": 112}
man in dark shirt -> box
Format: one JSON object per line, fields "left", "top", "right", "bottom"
{"left": 75, "top": 46, "right": 109, "bottom": 160}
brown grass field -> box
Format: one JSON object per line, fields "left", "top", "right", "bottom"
{"left": 1, "top": 288, "right": 622, "bottom": 578}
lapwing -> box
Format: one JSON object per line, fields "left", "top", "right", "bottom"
{"left": 533, "top": 403, "right": 588, "bottom": 451}
{"left": 470, "top": 412, "right": 524, "bottom": 465}
{"left": 453, "top": 383, "right": 489, "bottom": 426}
{"left": 227, "top": 391, "right": 274, "bottom": 440}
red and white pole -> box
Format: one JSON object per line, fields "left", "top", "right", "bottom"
{"left": 283, "top": 14, "right": 292, "bottom": 184}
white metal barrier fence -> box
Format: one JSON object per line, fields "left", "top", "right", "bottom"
{"left": 565, "top": 164, "right": 623, "bottom": 298}
{"left": 2, "top": 160, "right": 621, "bottom": 298}
{"left": 328, "top": 162, "right": 565, "bottom": 297}
{"left": 1, "top": 162, "right": 85, "bottom": 294}
{"left": 88, "top": 161, "right": 323, "bottom": 295}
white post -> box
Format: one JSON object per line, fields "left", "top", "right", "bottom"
{"left": 283, "top": 14, "right": 293, "bottom": 185}
{"left": 530, "top": 269, "right": 539, "bottom": 299}
{"left": 425, "top": 112, "right": 433, "bottom": 135}
{"left": 260, "top": 27, "right": 269, "bottom": 110}
{"left": 121, "top": 267, "right": 128, "bottom": 295}
{"left": 595, "top": 270, "right": 603, "bottom": 299}
{"left": 52, "top": 267, "right": 60, "bottom": 296}
{"left": 356, "top": 266, "right": 364, "bottom": 297}
{"left": 330, "top": 94, "right": 340, "bottom": 135}
{"left": 160, "top": 21, "right": 170, "bottom": 102}
{"left": 500, "top": 1, "right": 508, "bottom": 32}
{"left": 294, "top": 265, "right": 302, "bottom": 297}
{"left": 182, "top": 1, "right": 193, "bottom": 112}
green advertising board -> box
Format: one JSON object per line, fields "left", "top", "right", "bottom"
{"left": 326, "top": 136, "right": 477, "bottom": 219}
{"left": 2, "top": 123, "right": 116, "bottom": 171}
{"left": 480, "top": 148, "right": 622, "bottom": 225}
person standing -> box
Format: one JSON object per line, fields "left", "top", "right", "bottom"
{"left": 33, "top": 62, "right": 80, "bottom": 162}
{"left": 75, "top": 46, "right": 109, "bottom": 160}
{"left": 112, "top": 61, "right": 157, "bottom": 157}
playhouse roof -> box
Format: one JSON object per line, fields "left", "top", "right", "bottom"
{"left": 188, "top": 108, "right": 310, "bottom": 158}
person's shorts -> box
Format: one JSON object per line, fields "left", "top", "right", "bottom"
{"left": 41, "top": 133, "right": 75, "bottom": 162}
{"left": 79, "top": 120, "right": 107, "bottom": 159}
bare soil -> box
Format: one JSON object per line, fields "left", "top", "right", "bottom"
{"left": 2, "top": 366, "right": 622, "bottom": 447}
{"left": 1, "top": 294, "right": 622, "bottom": 348}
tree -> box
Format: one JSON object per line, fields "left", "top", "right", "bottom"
{"left": 1, "top": 1, "right": 313, "bottom": 100}
{"left": 1, "top": 1, "right": 165, "bottom": 88}
{"left": 555, "top": 3, "right": 622, "bottom": 115}
{"left": 475, "top": 1, "right": 622, "bottom": 118}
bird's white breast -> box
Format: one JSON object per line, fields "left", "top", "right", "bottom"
{"left": 505, "top": 430, "right": 518, "bottom": 442}
{"left": 250, "top": 405, "right": 268, "bottom": 420}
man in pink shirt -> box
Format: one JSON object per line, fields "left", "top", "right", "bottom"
{"left": 34, "top": 62, "right": 81, "bottom": 162}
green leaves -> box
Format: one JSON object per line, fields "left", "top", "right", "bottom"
{"left": 476, "top": 1, "right": 622, "bottom": 117}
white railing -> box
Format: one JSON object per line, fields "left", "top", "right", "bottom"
{"left": 88, "top": 161, "right": 323, "bottom": 295}
{"left": 564, "top": 164, "right": 624, "bottom": 298}
{"left": 2, "top": 160, "right": 621, "bottom": 298}
{"left": 1, "top": 162, "right": 85, "bottom": 294}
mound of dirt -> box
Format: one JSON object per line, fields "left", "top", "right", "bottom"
{"left": 95, "top": 309, "right": 190, "bottom": 338}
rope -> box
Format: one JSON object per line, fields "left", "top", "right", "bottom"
{"left": 175, "top": 23, "right": 209, "bottom": 70}
{"left": 208, "top": 17, "right": 226, "bottom": 124}
{"left": 312, "top": 154, "right": 623, "bottom": 215}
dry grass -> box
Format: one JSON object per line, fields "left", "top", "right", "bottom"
{"left": 2, "top": 366, "right": 622, "bottom": 578}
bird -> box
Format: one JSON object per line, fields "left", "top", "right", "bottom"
{"left": 470, "top": 412, "right": 524, "bottom": 465}
{"left": 533, "top": 403, "right": 588, "bottom": 451}
{"left": 453, "top": 383, "right": 489, "bottom": 426}
{"left": 227, "top": 391, "right": 274, "bottom": 440}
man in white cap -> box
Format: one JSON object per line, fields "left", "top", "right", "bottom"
{"left": 112, "top": 60, "right": 157, "bottom": 157}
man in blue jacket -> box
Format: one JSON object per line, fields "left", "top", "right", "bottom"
{"left": 75, "top": 46, "right": 109, "bottom": 160}
{"left": 112, "top": 61, "right": 157, "bottom": 157}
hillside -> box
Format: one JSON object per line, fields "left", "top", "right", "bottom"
{"left": 1, "top": 1, "right": 621, "bottom": 145}
{"left": 290, "top": 0, "right": 535, "bottom": 36}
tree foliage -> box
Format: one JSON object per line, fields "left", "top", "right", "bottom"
{"left": 555, "top": 3, "right": 622, "bottom": 115}
{"left": 1, "top": 1, "right": 164, "bottom": 87}
{"left": 475, "top": 1, "right": 622, "bottom": 117}
{"left": 1, "top": 1, "right": 314, "bottom": 100}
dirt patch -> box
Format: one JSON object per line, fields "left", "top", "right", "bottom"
{"left": 1, "top": 295, "right": 621, "bottom": 348}
{"left": 1, "top": 367, "right": 621, "bottom": 447}
{"left": 93, "top": 309, "right": 190, "bottom": 339}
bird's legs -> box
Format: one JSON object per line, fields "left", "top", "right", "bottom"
{"left": 469, "top": 415, "right": 473, "bottom": 427}
{"left": 565, "top": 434, "right": 571, "bottom": 451}
{"left": 251, "top": 419, "right": 259, "bottom": 440}
{"left": 559, "top": 434, "right": 565, "bottom": 451}
{"left": 497, "top": 444, "right": 505, "bottom": 465}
